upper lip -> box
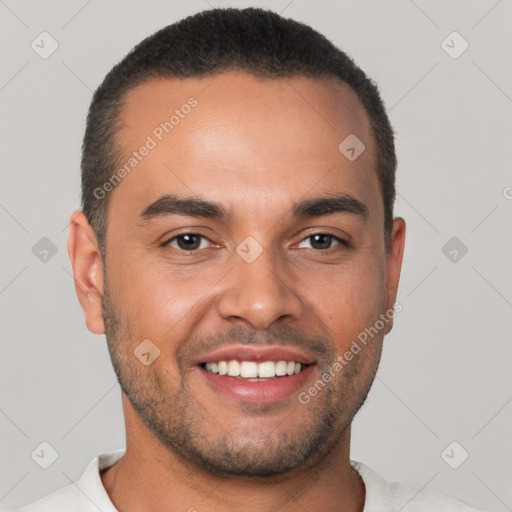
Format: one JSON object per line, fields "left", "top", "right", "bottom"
{"left": 192, "top": 345, "right": 316, "bottom": 366}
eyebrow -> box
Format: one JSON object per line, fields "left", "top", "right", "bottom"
{"left": 139, "top": 192, "right": 368, "bottom": 222}
{"left": 291, "top": 193, "right": 368, "bottom": 220}
{"left": 140, "top": 194, "right": 229, "bottom": 221}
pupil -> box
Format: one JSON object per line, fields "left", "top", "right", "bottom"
{"left": 178, "top": 234, "right": 200, "bottom": 250}
{"left": 312, "top": 234, "right": 331, "bottom": 249}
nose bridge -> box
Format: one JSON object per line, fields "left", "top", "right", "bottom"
{"left": 217, "top": 239, "right": 302, "bottom": 329}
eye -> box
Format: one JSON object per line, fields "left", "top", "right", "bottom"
{"left": 165, "top": 233, "right": 212, "bottom": 251}
{"left": 296, "top": 233, "right": 347, "bottom": 250}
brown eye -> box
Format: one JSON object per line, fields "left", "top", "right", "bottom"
{"left": 166, "top": 233, "right": 210, "bottom": 251}
{"left": 297, "top": 233, "right": 347, "bottom": 250}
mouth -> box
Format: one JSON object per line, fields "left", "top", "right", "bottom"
{"left": 196, "top": 358, "right": 317, "bottom": 404}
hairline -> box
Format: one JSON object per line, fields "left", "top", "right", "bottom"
{"left": 93, "top": 70, "right": 391, "bottom": 260}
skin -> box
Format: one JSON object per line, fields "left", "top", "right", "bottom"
{"left": 68, "top": 71, "right": 406, "bottom": 512}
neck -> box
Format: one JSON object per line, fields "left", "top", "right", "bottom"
{"left": 101, "top": 396, "right": 365, "bottom": 512}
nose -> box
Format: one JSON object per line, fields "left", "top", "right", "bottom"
{"left": 216, "top": 244, "right": 303, "bottom": 330}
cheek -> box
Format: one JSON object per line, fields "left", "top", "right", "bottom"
{"left": 108, "top": 253, "right": 225, "bottom": 339}
{"left": 107, "top": 233, "right": 387, "bottom": 350}
{"left": 305, "top": 257, "right": 386, "bottom": 348}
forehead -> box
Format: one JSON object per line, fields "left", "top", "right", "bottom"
{"left": 110, "top": 71, "right": 380, "bottom": 225}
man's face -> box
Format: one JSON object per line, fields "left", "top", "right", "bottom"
{"left": 97, "top": 71, "right": 403, "bottom": 477}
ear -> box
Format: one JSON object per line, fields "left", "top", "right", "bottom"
{"left": 67, "top": 210, "right": 105, "bottom": 334}
{"left": 383, "top": 217, "right": 406, "bottom": 333}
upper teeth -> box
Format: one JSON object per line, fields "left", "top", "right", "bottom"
{"left": 204, "top": 360, "right": 304, "bottom": 378}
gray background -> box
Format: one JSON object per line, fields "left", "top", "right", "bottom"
{"left": 1, "top": 0, "right": 511, "bottom": 510}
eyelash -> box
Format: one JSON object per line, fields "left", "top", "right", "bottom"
{"left": 163, "top": 232, "right": 349, "bottom": 253}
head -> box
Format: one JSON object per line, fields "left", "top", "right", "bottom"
{"left": 81, "top": 7, "right": 397, "bottom": 257}
{"left": 69, "top": 7, "right": 405, "bottom": 478}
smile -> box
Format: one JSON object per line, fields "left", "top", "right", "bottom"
{"left": 198, "top": 361, "right": 316, "bottom": 403}
{"left": 200, "top": 360, "right": 308, "bottom": 379}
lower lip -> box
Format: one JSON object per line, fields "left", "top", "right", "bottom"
{"left": 198, "top": 365, "right": 316, "bottom": 403}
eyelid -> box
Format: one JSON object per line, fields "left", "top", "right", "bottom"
{"left": 294, "top": 232, "right": 349, "bottom": 250}
{"left": 163, "top": 230, "right": 350, "bottom": 252}
{"left": 163, "top": 232, "right": 216, "bottom": 249}
{"left": 293, "top": 227, "right": 351, "bottom": 246}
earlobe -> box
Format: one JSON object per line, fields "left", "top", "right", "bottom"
{"left": 67, "top": 210, "right": 105, "bottom": 334}
{"left": 384, "top": 217, "right": 406, "bottom": 333}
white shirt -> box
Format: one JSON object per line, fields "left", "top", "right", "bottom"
{"left": 15, "top": 449, "right": 484, "bottom": 511}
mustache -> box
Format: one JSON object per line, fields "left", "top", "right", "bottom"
{"left": 176, "top": 325, "right": 334, "bottom": 367}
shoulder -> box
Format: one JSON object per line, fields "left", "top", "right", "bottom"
{"left": 386, "top": 480, "right": 485, "bottom": 511}
{"left": 14, "top": 449, "right": 125, "bottom": 512}
{"left": 352, "top": 461, "right": 486, "bottom": 512}
{"left": 16, "top": 483, "right": 79, "bottom": 512}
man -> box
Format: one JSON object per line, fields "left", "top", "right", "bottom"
{"left": 18, "top": 7, "right": 484, "bottom": 512}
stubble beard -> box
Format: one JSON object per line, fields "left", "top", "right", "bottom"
{"left": 101, "top": 277, "right": 381, "bottom": 479}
